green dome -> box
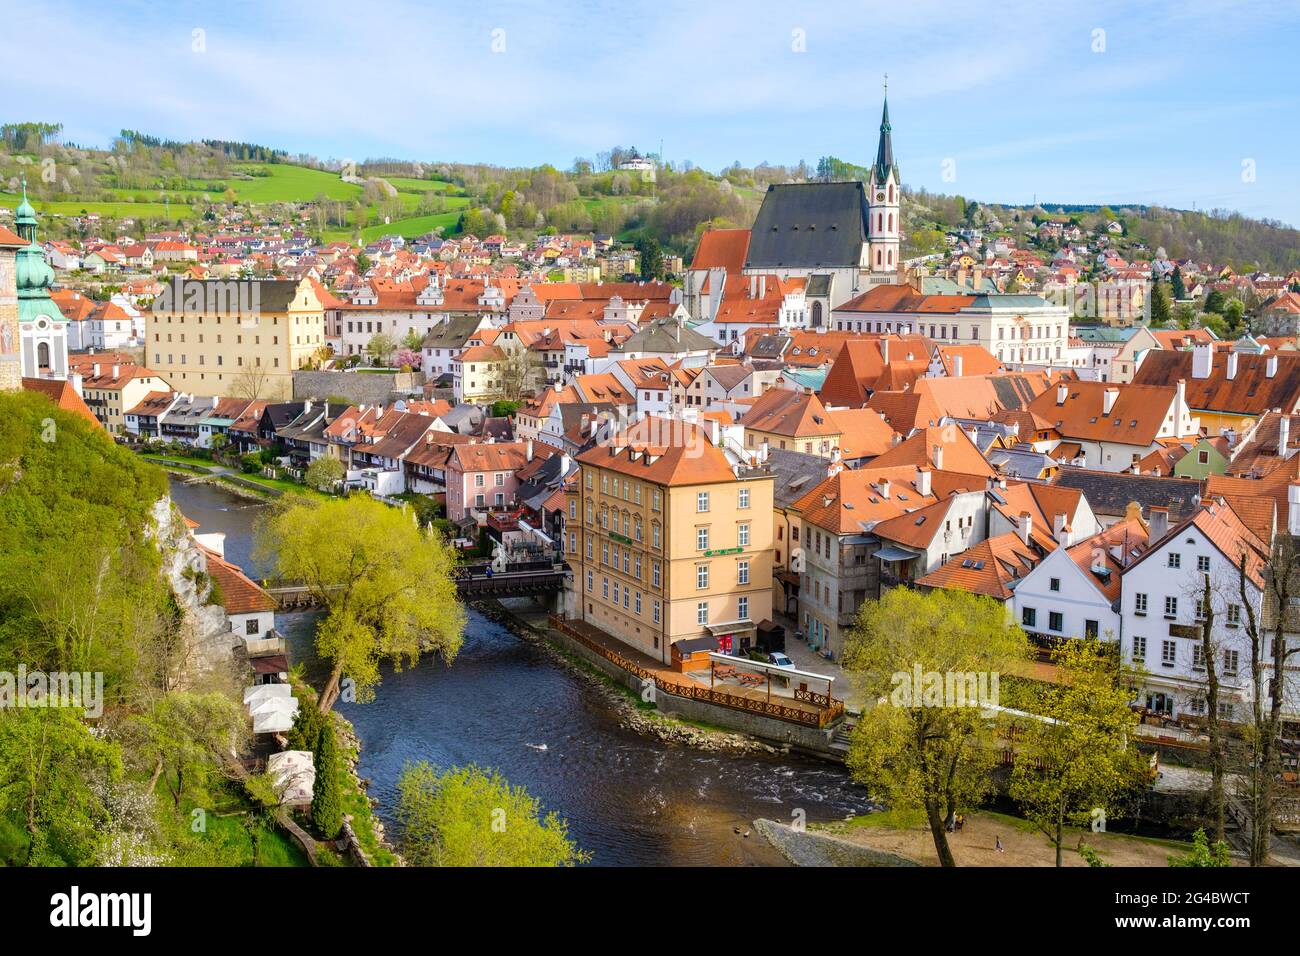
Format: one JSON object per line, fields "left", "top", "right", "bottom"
{"left": 16, "top": 241, "right": 54, "bottom": 292}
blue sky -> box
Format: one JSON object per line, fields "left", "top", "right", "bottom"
{"left": 5, "top": 0, "right": 1300, "bottom": 225}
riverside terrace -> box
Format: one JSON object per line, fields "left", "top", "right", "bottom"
{"left": 550, "top": 615, "right": 845, "bottom": 730}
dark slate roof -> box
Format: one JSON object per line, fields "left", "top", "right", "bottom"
{"left": 767, "top": 448, "right": 832, "bottom": 510}
{"left": 749, "top": 334, "right": 792, "bottom": 361}
{"left": 621, "top": 318, "right": 716, "bottom": 354}
{"left": 806, "top": 274, "right": 832, "bottom": 298}
{"left": 1050, "top": 466, "right": 1203, "bottom": 519}
{"left": 745, "top": 183, "right": 869, "bottom": 270}
{"left": 421, "top": 314, "right": 484, "bottom": 350}
{"left": 153, "top": 279, "right": 304, "bottom": 314}
{"left": 261, "top": 402, "right": 307, "bottom": 430}
{"left": 988, "top": 374, "right": 1044, "bottom": 411}
{"left": 440, "top": 404, "right": 484, "bottom": 433}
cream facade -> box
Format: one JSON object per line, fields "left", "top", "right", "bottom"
{"left": 147, "top": 278, "right": 326, "bottom": 399}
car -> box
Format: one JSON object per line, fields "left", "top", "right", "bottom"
{"left": 768, "top": 652, "right": 795, "bottom": 669}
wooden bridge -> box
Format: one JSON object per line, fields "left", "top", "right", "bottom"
{"left": 266, "top": 562, "right": 568, "bottom": 609}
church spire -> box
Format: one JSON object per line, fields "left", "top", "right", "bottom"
{"left": 872, "top": 78, "right": 896, "bottom": 183}
{"left": 15, "top": 175, "right": 37, "bottom": 243}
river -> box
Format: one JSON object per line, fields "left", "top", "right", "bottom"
{"left": 169, "top": 478, "right": 876, "bottom": 865}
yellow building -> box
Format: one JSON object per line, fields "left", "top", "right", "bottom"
{"left": 738, "top": 387, "right": 841, "bottom": 458}
{"left": 74, "top": 362, "right": 172, "bottom": 435}
{"left": 147, "top": 278, "right": 325, "bottom": 399}
{"left": 568, "top": 416, "right": 775, "bottom": 664}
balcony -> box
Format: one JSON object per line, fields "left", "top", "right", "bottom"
{"left": 245, "top": 630, "right": 286, "bottom": 658}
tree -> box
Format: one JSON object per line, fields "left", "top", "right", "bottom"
{"left": 231, "top": 365, "right": 275, "bottom": 402}
{"left": 396, "top": 762, "right": 587, "bottom": 866}
{"left": 1204, "top": 289, "right": 1228, "bottom": 314}
{"left": 842, "top": 588, "right": 1031, "bottom": 866}
{"left": 394, "top": 347, "right": 421, "bottom": 371}
{"left": 1009, "top": 638, "right": 1146, "bottom": 866}
{"left": 1197, "top": 573, "right": 1227, "bottom": 844}
{"left": 126, "top": 692, "right": 247, "bottom": 808}
{"left": 355, "top": 252, "right": 371, "bottom": 273}
{"left": 1239, "top": 540, "right": 1300, "bottom": 866}
{"left": 0, "top": 709, "right": 122, "bottom": 865}
{"left": 635, "top": 235, "right": 664, "bottom": 280}
{"left": 304, "top": 456, "right": 344, "bottom": 492}
{"left": 311, "top": 722, "right": 343, "bottom": 840}
{"left": 1169, "top": 828, "right": 1231, "bottom": 867}
{"left": 1224, "top": 298, "right": 1246, "bottom": 335}
{"left": 495, "top": 347, "right": 543, "bottom": 401}
{"left": 1171, "top": 265, "right": 1187, "bottom": 300}
{"left": 254, "top": 496, "right": 465, "bottom": 712}
{"left": 1148, "top": 280, "right": 1172, "bottom": 328}
{"left": 365, "top": 333, "right": 397, "bottom": 367}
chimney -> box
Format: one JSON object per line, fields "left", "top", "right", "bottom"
{"left": 1267, "top": 354, "right": 1278, "bottom": 378}
{"left": 916, "top": 466, "right": 932, "bottom": 497}
{"left": 526, "top": 439, "right": 534, "bottom": 462}
{"left": 749, "top": 274, "right": 757, "bottom": 298}
{"left": 878, "top": 478, "right": 891, "bottom": 499}
{"left": 1148, "top": 505, "right": 1169, "bottom": 542}
{"left": 303, "top": 399, "right": 312, "bottom": 414}
{"left": 1056, "top": 383, "right": 1068, "bottom": 405}
{"left": 1192, "top": 343, "right": 1213, "bottom": 379}
{"left": 932, "top": 444, "right": 944, "bottom": 470}
{"left": 707, "top": 418, "right": 720, "bottom": 447}
{"left": 1017, "top": 511, "right": 1032, "bottom": 545}
{"left": 111, "top": 364, "right": 120, "bottom": 379}
{"left": 1226, "top": 351, "right": 1239, "bottom": 380}
{"left": 1053, "top": 512, "right": 1067, "bottom": 540}
{"left": 1102, "top": 387, "right": 1118, "bottom": 416}
{"left": 759, "top": 276, "right": 766, "bottom": 299}
{"left": 92, "top": 363, "right": 100, "bottom": 378}
{"left": 1279, "top": 415, "right": 1291, "bottom": 457}
{"left": 760, "top": 439, "right": 770, "bottom": 461}
{"left": 881, "top": 338, "right": 890, "bottom": 365}
{"left": 1290, "top": 482, "right": 1300, "bottom": 537}
{"left": 953, "top": 354, "right": 964, "bottom": 377}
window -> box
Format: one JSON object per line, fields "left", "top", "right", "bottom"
{"left": 246, "top": 618, "right": 260, "bottom": 635}
{"left": 1168, "top": 552, "right": 1181, "bottom": 569}
{"left": 652, "top": 489, "right": 661, "bottom": 511}
{"left": 1197, "top": 555, "right": 1211, "bottom": 573}
{"left": 738, "top": 596, "right": 749, "bottom": 620}
{"left": 602, "top": 542, "right": 609, "bottom": 565}
{"left": 1022, "top": 607, "right": 1037, "bottom": 628}
{"left": 634, "top": 591, "right": 642, "bottom": 615}
{"left": 569, "top": 500, "right": 577, "bottom": 520}
{"left": 1049, "top": 611, "right": 1063, "bottom": 632}
{"left": 1194, "top": 598, "right": 1207, "bottom": 622}
{"left": 1164, "top": 596, "right": 1178, "bottom": 617}
{"left": 1135, "top": 592, "right": 1148, "bottom": 614}
{"left": 623, "top": 588, "right": 630, "bottom": 609}
{"left": 1085, "top": 620, "right": 1099, "bottom": 639}
{"left": 494, "top": 473, "right": 505, "bottom": 486}
{"left": 1049, "top": 577, "right": 1060, "bottom": 592}
{"left": 1161, "top": 640, "right": 1176, "bottom": 667}
{"left": 634, "top": 555, "right": 642, "bottom": 578}
{"left": 586, "top": 571, "right": 593, "bottom": 592}
{"left": 1192, "top": 645, "right": 1206, "bottom": 672}
{"left": 738, "top": 487, "right": 750, "bottom": 509}
{"left": 1227, "top": 604, "right": 1241, "bottom": 626}
{"left": 1223, "top": 650, "right": 1239, "bottom": 676}
{"left": 697, "top": 527, "right": 709, "bottom": 550}
{"left": 697, "top": 565, "right": 709, "bottom": 589}
{"left": 697, "top": 602, "right": 708, "bottom": 626}
{"left": 611, "top": 582, "right": 619, "bottom": 604}
{"left": 475, "top": 474, "right": 485, "bottom": 487}
{"left": 586, "top": 537, "right": 593, "bottom": 559}
{"left": 652, "top": 523, "right": 661, "bottom": 548}
{"left": 602, "top": 577, "right": 609, "bottom": 599}
{"left": 697, "top": 492, "right": 710, "bottom": 512}
{"left": 738, "top": 524, "right": 750, "bottom": 547}
{"left": 652, "top": 562, "right": 661, "bottom": 588}
{"left": 738, "top": 560, "right": 749, "bottom": 585}
{"left": 653, "top": 600, "right": 661, "bottom": 623}
{"left": 1132, "top": 636, "right": 1147, "bottom": 663}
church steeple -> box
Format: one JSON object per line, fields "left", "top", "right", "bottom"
{"left": 15, "top": 176, "right": 37, "bottom": 243}
{"left": 872, "top": 79, "right": 897, "bottom": 183}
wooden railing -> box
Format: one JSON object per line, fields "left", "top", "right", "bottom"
{"left": 549, "top": 615, "right": 845, "bottom": 729}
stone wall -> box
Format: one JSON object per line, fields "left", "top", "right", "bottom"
{"left": 292, "top": 369, "right": 424, "bottom": 405}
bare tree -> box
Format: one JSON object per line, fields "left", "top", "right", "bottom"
{"left": 1198, "top": 572, "right": 1226, "bottom": 843}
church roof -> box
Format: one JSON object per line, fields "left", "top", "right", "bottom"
{"left": 744, "top": 182, "right": 870, "bottom": 270}
{"left": 872, "top": 96, "right": 898, "bottom": 183}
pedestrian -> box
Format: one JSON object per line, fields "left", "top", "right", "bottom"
{"left": 995, "top": 835, "right": 1004, "bottom": 853}
{"left": 956, "top": 813, "right": 965, "bottom": 831}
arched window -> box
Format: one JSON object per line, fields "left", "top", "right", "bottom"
{"left": 888, "top": 184, "right": 894, "bottom": 202}
{"left": 876, "top": 250, "right": 882, "bottom": 266}
{"left": 812, "top": 302, "right": 823, "bottom": 328}
{"left": 888, "top": 250, "right": 894, "bottom": 266}
{"left": 877, "top": 213, "right": 883, "bottom": 231}
{"left": 888, "top": 213, "right": 894, "bottom": 232}
{"left": 37, "top": 342, "right": 50, "bottom": 370}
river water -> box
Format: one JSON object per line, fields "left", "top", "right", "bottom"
{"left": 169, "top": 478, "right": 875, "bottom": 865}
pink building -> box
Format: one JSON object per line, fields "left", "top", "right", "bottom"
{"left": 445, "top": 440, "right": 556, "bottom": 519}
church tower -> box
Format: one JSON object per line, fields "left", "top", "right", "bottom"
{"left": 865, "top": 85, "right": 900, "bottom": 282}
{"left": 0, "top": 215, "right": 22, "bottom": 391}
{"left": 12, "top": 179, "right": 68, "bottom": 380}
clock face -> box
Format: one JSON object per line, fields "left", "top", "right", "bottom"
{"left": 876, "top": 192, "right": 885, "bottom": 202}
